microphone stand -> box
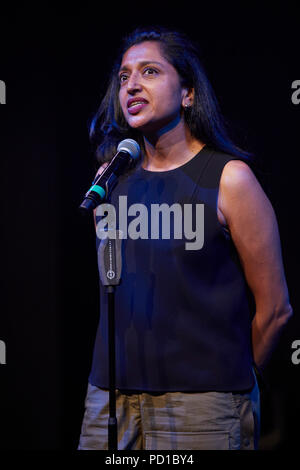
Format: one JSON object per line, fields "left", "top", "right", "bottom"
{"left": 98, "top": 231, "right": 123, "bottom": 450}
{"left": 107, "top": 283, "right": 117, "bottom": 450}
{"left": 78, "top": 144, "right": 139, "bottom": 448}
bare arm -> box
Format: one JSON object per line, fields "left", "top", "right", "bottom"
{"left": 218, "top": 160, "right": 293, "bottom": 371}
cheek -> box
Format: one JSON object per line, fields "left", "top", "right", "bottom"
{"left": 156, "top": 80, "right": 183, "bottom": 110}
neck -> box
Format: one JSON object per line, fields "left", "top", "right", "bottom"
{"left": 142, "top": 117, "right": 205, "bottom": 171}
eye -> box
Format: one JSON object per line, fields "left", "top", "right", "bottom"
{"left": 143, "top": 67, "right": 158, "bottom": 76}
{"left": 119, "top": 73, "right": 129, "bottom": 84}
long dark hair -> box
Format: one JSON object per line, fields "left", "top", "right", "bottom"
{"left": 89, "top": 26, "right": 252, "bottom": 166}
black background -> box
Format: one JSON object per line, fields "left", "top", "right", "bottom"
{"left": 0, "top": 2, "right": 299, "bottom": 450}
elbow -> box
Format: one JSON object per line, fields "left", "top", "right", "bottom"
{"left": 276, "top": 302, "right": 293, "bottom": 327}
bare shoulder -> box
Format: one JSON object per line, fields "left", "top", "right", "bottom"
{"left": 218, "top": 159, "right": 273, "bottom": 229}
{"left": 220, "top": 159, "right": 257, "bottom": 190}
{"left": 219, "top": 159, "right": 267, "bottom": 204}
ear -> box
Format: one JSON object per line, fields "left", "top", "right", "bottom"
{"left": 181, "top": 87, "right": 194, "bottom": 108}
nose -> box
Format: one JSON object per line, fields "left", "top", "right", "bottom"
{"left": 126, "top": 71, "right": 142, "bottom": 94}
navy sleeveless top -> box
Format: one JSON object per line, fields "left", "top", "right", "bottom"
{"left": 89, "top": 145, "right": 255, "bottom": 392}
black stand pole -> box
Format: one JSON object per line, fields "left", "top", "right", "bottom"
{"left": 107, "top": 285, "right": 117, "bottom": 450}
{"left": 97, "top": 233, "right": 123, "bottom": 451}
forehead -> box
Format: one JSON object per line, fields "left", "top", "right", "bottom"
{"left": 120, "top": 41, "right": 169, "bottom": 69}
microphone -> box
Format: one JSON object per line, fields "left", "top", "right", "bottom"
{"left": 79, "top": 138, "right": 140, "bottom": 213}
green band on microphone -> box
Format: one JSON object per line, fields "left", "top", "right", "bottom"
{"left": 89, "top": 185, "right": 106, "bottom": 199}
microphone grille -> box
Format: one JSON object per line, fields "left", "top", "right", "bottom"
{"left": 117, "top": 139, "right": 140, "bottom": 160}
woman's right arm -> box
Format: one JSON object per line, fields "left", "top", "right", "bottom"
{"left": 93, "top": 162, "right": 109, "bottom": 230}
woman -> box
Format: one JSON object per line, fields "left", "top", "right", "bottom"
{"left": 78, "top": 27, "right": 292, "bottom": 450}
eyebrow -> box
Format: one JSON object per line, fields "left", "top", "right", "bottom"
{"left": 118, "top": 60, "right": 164, "bottom": 73}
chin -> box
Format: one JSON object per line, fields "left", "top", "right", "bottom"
{"left": 127, "top": 117, "right": 153, "bottom": 133}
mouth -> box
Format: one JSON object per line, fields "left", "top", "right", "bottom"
{"left": 127, "top": 97, "right": 148, "bottom": 115}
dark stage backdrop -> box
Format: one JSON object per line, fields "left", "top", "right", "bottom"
{"left": 0, "top": 3, "right": 299, "bottom": 450}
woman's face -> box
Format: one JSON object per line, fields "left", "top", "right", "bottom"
{"left": 118, "top": 41, "right": 188, "bottom": 136}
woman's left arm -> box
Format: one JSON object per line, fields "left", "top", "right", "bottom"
{"left": 218, "top": 160, "right": 293, "bottom": 371}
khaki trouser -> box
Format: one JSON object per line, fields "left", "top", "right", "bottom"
{"left": 78, "top": 376, "right": 260, "bottom": 450}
